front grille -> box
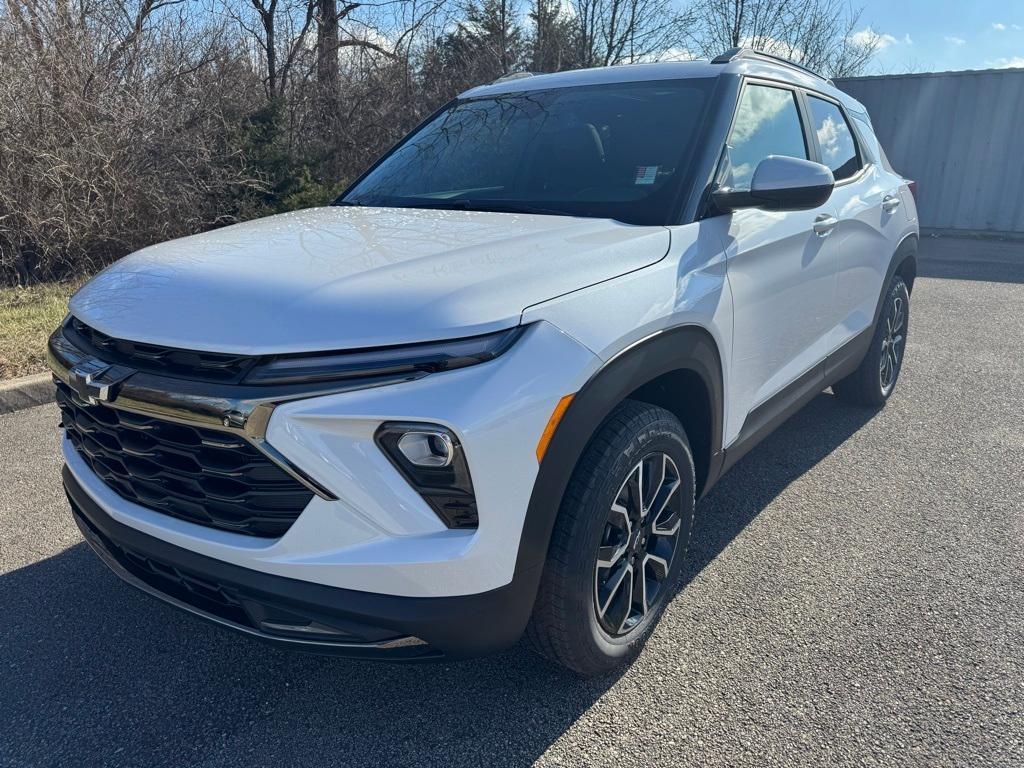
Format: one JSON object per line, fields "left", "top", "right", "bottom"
{"left": 65, "top": 317, "right": 257, "bottom": 383}
{"left": 70, "top": 496, "right": 431, "bottom": 654}
{"left": 74, "top": 502, "right": 253, "bottom": 626}
{"left": 57, "top": 380, "right": 313, "bottom": 537}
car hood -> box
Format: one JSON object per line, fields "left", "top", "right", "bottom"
{"left": 70, "top": 206, "right": 670, "bottom": 354}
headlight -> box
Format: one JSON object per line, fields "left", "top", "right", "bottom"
{"left": 243, "top": 326, "right": 524, "bottom": 386}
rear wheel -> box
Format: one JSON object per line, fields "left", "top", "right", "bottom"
{"left": 527, "top": 401, "right": 696, "bottom": 677}
{"left": 834, "top": 275, "right": 910, "bottom": 406}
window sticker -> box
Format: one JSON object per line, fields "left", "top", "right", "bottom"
{"left": 634, "top": 166, "right": 659, "bottom": 185}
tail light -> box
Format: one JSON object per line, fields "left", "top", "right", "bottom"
{"left": 905, "top": 179, "right": 918, "bottom": 201}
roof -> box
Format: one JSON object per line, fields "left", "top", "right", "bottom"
{"left": 459, "top": 61, "right": 722, "bottom": 99}
{"left": 459, "top": 57, "right": 866, "bottom": 116}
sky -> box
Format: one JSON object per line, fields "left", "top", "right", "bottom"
{"left": 852, "top": 0, "right": 1024, "bottom": 73}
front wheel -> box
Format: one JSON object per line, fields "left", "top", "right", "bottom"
{"left": 526, "top": 401, "right": 696, "bottom": 677}
{"left": 833, "top": 275, "right": 910, "bottom": 406}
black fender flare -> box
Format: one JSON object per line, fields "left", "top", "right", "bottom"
{"left": 504, "top": 325, "right": 725, "bottom": 633}
{"left": 874, "top": 233, "right": 918, "bottom": 328}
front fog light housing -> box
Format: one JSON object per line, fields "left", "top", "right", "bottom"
{"left": 376, "top": 423, "right": 477, "bottom": 529}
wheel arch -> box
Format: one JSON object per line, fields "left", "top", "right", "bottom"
{"left": 872, "top": 232, "right": 918, "bottom": 330}
{"left": 893, "top": 232, "right": 918, "bottom": 294}
{"left": 628, "top": 370, "right": 715, "bottom": 497}
{"left": 512, "top": 324, "right": 725, "bottom": 590}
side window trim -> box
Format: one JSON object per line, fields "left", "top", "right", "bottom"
{"left": 713, "top": 78, "right": 756, "bottom": 189}
{"left": 848, "top": 116, "right": 878, "bottom": 166}
{"left": 801, "top": 90, "right": 868, "bottom": 185}
{"left": 794, "top": 89, "right": 822, "bottom": 166}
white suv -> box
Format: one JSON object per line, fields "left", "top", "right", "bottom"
{"left": 50, "top": 49, "right": 918, "bottom": 675}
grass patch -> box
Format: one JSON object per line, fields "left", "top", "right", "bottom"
{"left": 0, "top": 281, "right": 82, "bottom": 380}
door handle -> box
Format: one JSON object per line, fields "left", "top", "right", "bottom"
{"left": 882, "top": 194, "right": 901, "bottom": 213}
{"left": 813, "top": 214, "right": 837, "bottom": 236}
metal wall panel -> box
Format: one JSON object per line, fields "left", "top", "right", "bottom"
{"left": 836, "top": 69, "right": 1024, "bottom": 233}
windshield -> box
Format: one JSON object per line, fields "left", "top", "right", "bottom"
{"left": 340, "top": 79, "right": 714, "bottom": 225}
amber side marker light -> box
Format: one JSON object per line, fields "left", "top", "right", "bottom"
{"left": 536, "top": 394, "right": 575, "bottom": 463}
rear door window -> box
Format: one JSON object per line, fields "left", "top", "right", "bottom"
{"left": 807, "top": 96, "right": 861, "bottom": 181}
{"left": 721, "top": 84, "right": 808, "bottom": 191}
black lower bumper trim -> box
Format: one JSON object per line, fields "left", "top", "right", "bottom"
{"left": 64, "top": 465, "right": 537, "bottom": 660}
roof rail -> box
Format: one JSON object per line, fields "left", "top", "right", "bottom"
{"left": 490, "top": 71, "right": 535, "bottom": 84}
{"left": 712, "top": 47, "right": 832, "bottom": 84}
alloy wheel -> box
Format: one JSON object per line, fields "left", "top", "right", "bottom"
{"left": 880, "top": 293, "right": 906, "bottom": 394}
{"left": 594, "top": 452, "right": 683, "bottom": 637}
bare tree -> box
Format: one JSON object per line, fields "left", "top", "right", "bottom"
{"left": 690, "top": 0, "right": 879, "bottom": 77}
{"left": 418, "top": 0, "right": 527, "bottom": 101}
{"left": 0, "top": 1, "right": 264, "bottom": 283}
{"left": 529, "top": 0, "right": 575, "bottom": 71}
{"left": 0, "top": 0, "right": 720, "bottom": 285}
{"left": 571, "top": 0, "right": 693, "bottom": 68}
{"left": 225, "top": 0, "right": 317, "bottom": 97}
{"left": 691, "top": 0, "right": 788, "bottom": 53}
{"left": 315, "top": 0, "right": 401, "bottom": 90}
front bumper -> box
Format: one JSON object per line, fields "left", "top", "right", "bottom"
{"left": 65, "top": 466, "right": 536, "bottom": 660}
{"left": 56, "top": 320, "right": 600, "bottom": 599}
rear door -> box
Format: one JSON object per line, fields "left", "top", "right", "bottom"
{"left": 803, "top": 94, "right": 903, "bottom": 351}
{"left": 719, "top": 80, "right": 841, "bottom": 444}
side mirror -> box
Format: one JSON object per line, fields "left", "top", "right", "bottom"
{"left": 713, "top": 155, "right": 835, "bottom": 213}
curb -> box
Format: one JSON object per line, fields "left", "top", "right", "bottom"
{"left": 0, "top": 372, "right": 55, "bottom": 415}
{"left": 920, "top": 227, "right": 1024, "bottom": 242}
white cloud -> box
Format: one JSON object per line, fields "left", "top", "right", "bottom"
{"left": 992, "top": 22, "right": 1007, "bottom": 31}
{"left": 944, "top": 35, "right": 966, "bottom": 46}
{"left": 989, "top": 56, "right": 1024, "bottom": 68}
{"left": 849, "top": 27, "right": 910, "bottom": 50}
{"left": 728, "top": 84, "right": 792, "bottom": 151}
{"left": 850, "top": 28, "right": 893, "bottom": 48}
{"left": 816, "top": 115, "right": 848, "bottom": 162}
{"left": 1014, "top": 24, "right": 1023, "bottom": 30}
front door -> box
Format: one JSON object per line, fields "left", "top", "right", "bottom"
{"left": 717, "top": 81, "right": 841, "bottom": 445}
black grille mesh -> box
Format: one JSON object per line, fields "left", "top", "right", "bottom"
{"left": 76, "top": 506, "right": 253, "bottom": 626}
{"left": 67, "top": 317, "right": 256, "bottom": 383}
{"left": 57, "top": 381, "right": 313, "bottom": 537}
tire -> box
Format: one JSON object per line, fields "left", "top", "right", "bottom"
{"left": 526, "top": 400, "right": 696, "bottom": 677}
{"left": 833, "top": 275, "right": 910, "bottom": 407}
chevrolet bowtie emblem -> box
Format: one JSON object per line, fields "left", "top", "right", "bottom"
{"left": 68, "top": 359, "right": 134, "bottom": 405}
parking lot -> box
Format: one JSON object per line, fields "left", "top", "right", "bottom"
{"left": 1, "top": 236, "right": 1022, "bottom": 767}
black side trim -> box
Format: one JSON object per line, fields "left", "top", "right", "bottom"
{"left": 64, "top": 466, "right": 536, "bottom": 660}
{"left": 722, "top": 361, "right": 825, "bottom": 474}
{"left": 720, "top": 235, "right": 918, "bottom": 474}
{"left": 823, "top": 326, "right": 874, "bottom": 384}
{"left": 721, "top": 326, "right": 874, "bottom": 475}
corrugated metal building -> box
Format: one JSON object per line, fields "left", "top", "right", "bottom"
{"left": 836, "top": 69, "right": 1024, "bottom": 235}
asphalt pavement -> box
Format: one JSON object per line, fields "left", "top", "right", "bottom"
{"left": 1, "top": 236, "right": 1022, "bottom": 767}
